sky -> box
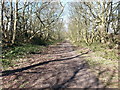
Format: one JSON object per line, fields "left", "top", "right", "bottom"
{"left": 2, "top": 0, "right": 119, "bottom": 31}
{"left": 60, "top": 0, "right": 119, "bottom": 31}
{"left": 60, "top": 0, "right": 73, "bottom": 31}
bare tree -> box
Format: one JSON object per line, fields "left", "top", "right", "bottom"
{"left": 12, "top": 0, "right": 18, "bottom": 44}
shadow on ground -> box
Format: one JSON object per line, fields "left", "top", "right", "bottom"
{"left": 1, "top": 42, "right": 118, "bottom": 89}
{"left": 1, "top": 51, "right": 89, "bottom": 76}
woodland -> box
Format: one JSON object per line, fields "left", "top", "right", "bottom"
{"left": 1, "top": 0, "right": 120, "bottom": 88}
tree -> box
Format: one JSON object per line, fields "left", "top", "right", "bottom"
{"left": 67, "top": 1, "right": 119, "bottom": 45}
{"left": 12, "top": 0, "right": 18, "bottom": 44}
{"left": 1, "top": 0, "right": 65, "bottom": 46}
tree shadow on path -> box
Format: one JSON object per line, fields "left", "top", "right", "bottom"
{"left": 1, "top": 51, "right": 90, "bottom": 77}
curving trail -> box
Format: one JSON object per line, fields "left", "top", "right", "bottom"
{"left": 2, "top": 41, "right": 103, "bottom": 89}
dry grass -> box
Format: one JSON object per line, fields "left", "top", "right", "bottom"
{"left": 76, "top": 43, "right": 119, "bottom": 88}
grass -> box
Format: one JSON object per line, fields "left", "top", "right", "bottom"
{"left": 75, "top": 41, "right": 119, "bottom": 88}
{"left": 3, "top": 44, "right": 45, "bottom": 59}
{"left": 2, "top": 44, "right": 45, "bottom": 69}
{"left": 76, "top": 41, "right": 118, "bottom": 60}
{"left": 2, "top": 39, "right": 64, "bottom": 69}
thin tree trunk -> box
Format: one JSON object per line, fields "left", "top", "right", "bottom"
{"left": 10, "top": 0, "right": 13, "bottom": 42}
{"left": 1, "top": 0, "right": 4, "bottom": 33}
{"left": 12, "top": 0, "right": 18, "bottom": 44}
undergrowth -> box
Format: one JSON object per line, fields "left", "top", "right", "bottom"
{"left": 75, "top": 41, "right": 118, "bottom": 60}
{"left": 2, "top": 44, "right": 45, "bottom": 69}
{"left": 2, "top": 39, "right": 63, "bottom": 69}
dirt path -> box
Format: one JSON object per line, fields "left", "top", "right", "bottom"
{"left": 1, "top": 41, "right": 103, "bottom": 89}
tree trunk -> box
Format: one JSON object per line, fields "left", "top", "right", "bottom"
{"left": 1, "top": 0, "right": 4, "bottom": 33}
{"left": 10, "top": 0, "right": 13, "bottom": 42}
{"left": 12, "top": 0, "right": 18, "bottom": 44}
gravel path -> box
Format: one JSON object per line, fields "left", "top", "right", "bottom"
{"left": 1, "top": 41, "right": 103, "bottom": 89}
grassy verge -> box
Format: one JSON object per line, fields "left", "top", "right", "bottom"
{"left": 2, "top": 39, "right": 64, "bottom": 69}
{"left": 2, "top": 44, "right": 46, "bottom": 69}
{"left": 74, "top": 41, "right": 119, "bottom": 88}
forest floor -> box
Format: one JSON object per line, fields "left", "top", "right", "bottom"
{"left": 1, "top": 41, "right": 118, "bottom": 89}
